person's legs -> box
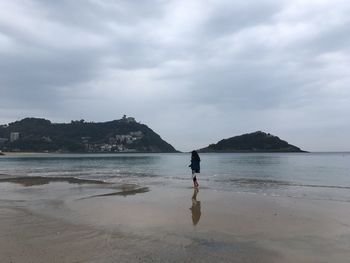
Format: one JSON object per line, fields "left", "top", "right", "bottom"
{"left": 192, "top": 171, "right": 197, "bottom": 188}
{"left": 192, "top": 171, "right": 199, "bottom": 188}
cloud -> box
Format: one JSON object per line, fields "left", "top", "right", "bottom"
{"left": 0, "top": 0, "right": 349, "bottom": 151}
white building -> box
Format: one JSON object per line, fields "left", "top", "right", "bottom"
{"left": 122, "top": 115, "right": 136, "bottom": 123}
{"left": 130, "top": 131, "right": 143, "bottom": 138}
{"left": 10, "top": 132, "right": 20, "bottom": 142}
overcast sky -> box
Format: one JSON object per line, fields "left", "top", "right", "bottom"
{"left": 0, "top": 0, "right": 349, "bottom": 151}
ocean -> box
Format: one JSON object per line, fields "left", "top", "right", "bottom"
{"left": 1, "top": 152, "right": 350, "bottom": 202}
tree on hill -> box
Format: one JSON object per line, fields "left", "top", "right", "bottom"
{"left": 198, "top": 131, "right": 304, "bottom": 152}
{"left": 0, "top": 117, "right": 177, "bottom": 153}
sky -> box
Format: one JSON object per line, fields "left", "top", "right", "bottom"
{"left": 0, "top": 0, "right": 349, "bottom": 152}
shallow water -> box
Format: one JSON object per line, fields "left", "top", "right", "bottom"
{"left": 1, "top": 152, "right": 350, "bottom": 202}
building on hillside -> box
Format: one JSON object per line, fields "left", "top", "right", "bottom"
{"left": 10, "top": 132, "right": 20, "bottom": 142}
{"left": 130, "top": 131, "right": 143, "bottom": 138}
{"left": 122, "top": 115, "right": 136, "bottom": 123}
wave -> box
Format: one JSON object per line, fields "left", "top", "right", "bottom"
{"left": 216, "top": 178, "right": 350, "bottom": 190}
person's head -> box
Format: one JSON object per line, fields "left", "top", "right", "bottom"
{"left": 191, "top": 150, "right": 200, "bottom": 160}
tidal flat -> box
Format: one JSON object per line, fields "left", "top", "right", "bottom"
{"left": 0, "top": 153, "right": 350, "bottom": 262}
{"left": 0, "top": 177, "right": 350, "bottom": 263}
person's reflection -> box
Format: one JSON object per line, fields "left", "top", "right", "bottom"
{"left": 190, "top": 188, "right": 201, "bottom": 225}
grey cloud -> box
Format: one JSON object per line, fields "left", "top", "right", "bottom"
{"left": 309, "top": 23, "right": 350, "bottom": 54}
{"left": 202, "top": 0, "right": 284, "bottom": 38}
{"left": 34, "top": 0, "right": 165, "bottom": 26}
{"left": 0, "top": 0, "right": 349, "bottom": 151}
{"left": 0, "top": 49, "right": 102, "bottom": 108}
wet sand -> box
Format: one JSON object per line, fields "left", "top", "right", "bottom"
{"left": 0, "top": 176, "right": 109, "bottom": 186}
{"left": 1, "top": 177, "right": 350, "bottom": 262}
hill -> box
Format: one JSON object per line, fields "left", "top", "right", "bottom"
{"left": 198, "top": 131, "right": 304, "bottom": 152}
{"left": 0, "top": 116, "right": 177, "bottom": 153}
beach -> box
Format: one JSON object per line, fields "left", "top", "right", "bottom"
{"left": 1, "top": 153, "right": 350, "bottom": 262}
{"left": 1, "top": 178, "right": 350, "bottom": 262}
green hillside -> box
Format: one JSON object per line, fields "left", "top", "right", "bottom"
{"left": 0, "top": 117, "right": 177, "bottom": 153}
{"left": 198, "top": 131, "right": 304, "bottom": 152}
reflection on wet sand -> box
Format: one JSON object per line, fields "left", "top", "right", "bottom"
{"left": 87, "top": 186, "right": 150, "bottom": 198}
{"left": 190, "top": 188, "right": 201, "bottom": 225}
{"left": 0, "top": 176, "right": 108, "bottom": 186}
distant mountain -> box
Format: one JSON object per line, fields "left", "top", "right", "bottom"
{"left": 0, "top": 116, "right": 177, "bottom": 153}
{"left": 198, "top": 131, "right": 304, "bottom": 152}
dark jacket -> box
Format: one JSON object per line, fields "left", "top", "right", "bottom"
{"left": 190, "top": 159, "right": 200, "bottom": 173}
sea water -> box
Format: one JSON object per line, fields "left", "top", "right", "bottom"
{"left": 0, "top": 152, "right": 350, "bottom": 202}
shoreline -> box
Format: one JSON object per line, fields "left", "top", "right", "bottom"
{"left": 0, "top": 151, "right": 183, "bottom": 156}
{"left": 2, "top": 151, "right": 350, "bottom": 157}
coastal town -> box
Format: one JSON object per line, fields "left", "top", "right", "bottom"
{"left": 0, "top": 115, "right": 157, "bottom": 153}
{"left": 82, "top": 130, "right": 145, "bottom": 153}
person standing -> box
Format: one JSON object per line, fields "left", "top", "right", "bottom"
{"left": 189, "top": 150, "right": 200, "bottom": 188}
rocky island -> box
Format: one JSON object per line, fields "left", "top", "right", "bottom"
{"left": 198, "top": 131, "right": 304, "bottom": 152}
{"left": 0, "top": 116, "right": 177, "bottom": 153}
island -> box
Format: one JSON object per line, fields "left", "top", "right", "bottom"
{"left": 198, "top": 131, "right": 305, "bottom": 152}
{"left": 0, "top": 116, "right": 177, "bottom": 153}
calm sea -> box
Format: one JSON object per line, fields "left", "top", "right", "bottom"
{"left": 1, "top": 152, "right": 350, "bottom": 202}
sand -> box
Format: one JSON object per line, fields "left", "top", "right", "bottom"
{"left": 1, "top": 176, "right": 350, "bottom": 262}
